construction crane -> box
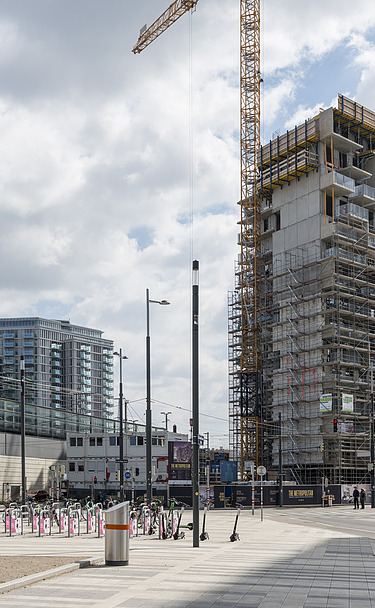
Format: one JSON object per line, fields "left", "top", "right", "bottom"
{"left": 133, "top": 1, "right": 263, "bottom": 478}
{"left": 132, "top": 0, "right": 199, "bottom": 54}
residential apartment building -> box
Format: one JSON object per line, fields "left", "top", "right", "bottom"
{"left": 0, "top": 317, "right": 113, "bottom": 419}
{"left": 229, "top": 95, "right": 375, "bottom": 485}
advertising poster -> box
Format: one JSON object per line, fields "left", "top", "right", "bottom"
{"left": 168, "top": 441, "right": 192, "bottom": 484}
{"left": 320, "top": 394, "right": 332, "bottom": 413}
{"left": 342, "top": 393, "right": 354, "bottom": 412}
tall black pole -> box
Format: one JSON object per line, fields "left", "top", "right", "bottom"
{"left": 192, "top": 260, "right": 199, "bottom": 547}
{"left": 371, "top": 364, "right": 375, "bottom": 508}
{"left": 146, "top": 288, "right": 152, "bottom": 503}
{"left": 20, "top": 355, "right": 26, "bottom": 505}
{"left": 278, "top": 412, "right": 283, "bottom": 507}
{"left": 119, "top": 348, "right": 124, "bottom": 503}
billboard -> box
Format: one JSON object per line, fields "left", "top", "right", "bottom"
{"left": 168, "top": 441, "right": 192, "bottom": 485}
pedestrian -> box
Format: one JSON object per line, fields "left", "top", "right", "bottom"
{"left": 360, "top": 488, "right": 366, "bottom": 509}
{"left": 353, "top": 486, "right": 359, "bottom": 509}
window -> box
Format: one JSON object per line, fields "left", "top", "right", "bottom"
{"left": 78, "top": 464, "right": 84, "bottom": 472}
{"left": 130, "top": 436, "right": 136, "bottom": 446}
{"left": 273, "top": 307, "right": 280, "bottom": 323}
{"left": 89, "top": 437, "right": 95, "bottom": 447}
{"left": 152, "top": 437, "right": 157, "bottom": 445}
{"left": 109, "top": 437, "right": 116, "bottom": 446}
{"left": 326, "top": 194, "right": 333, "bottom": 218}
{"left": 70, "top": 437, "right": 76, "bottom": 447}
{"left": 77, "top": 437, "right": 83, "bottom": 447}
{"left": 97, "top": 437, "right": 103, "bottom": 446}
{"left": 275, "top": 211, "right": 281, "bottom": 231}
{"left": 137, "top": 436, "right": 144, "bottom": 446}
{"left": 69, "top": 462, "right": 75, "bottom": 472}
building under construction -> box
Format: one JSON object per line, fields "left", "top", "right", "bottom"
{"left": 229, "top": 94, "right": 375, "bottom": 485}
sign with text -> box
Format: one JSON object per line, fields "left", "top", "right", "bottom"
{"left": 342, "top": 393, "right": 354, "bottom": 412}
{"left": 168, "top": 441, "right": 192, "bottom": 484}
{"left": 320, "top": 393, "right": 332, "bottom": 413}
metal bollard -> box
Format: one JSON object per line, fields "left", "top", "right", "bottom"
{"left": 105, "top": 502, "right": 129, "bottom": 566}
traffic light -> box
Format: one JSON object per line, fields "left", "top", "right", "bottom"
{"left": 333, "top": 419, "right": 338, "bottom": 433}
{"left": 135, "top": 468, "right": 140, "bottom": 476}
{"left": 94, "top": 476, "right": 97, "bottom": 484}
{"left": 116, "top": 470, "right": 120, "bottom": 481}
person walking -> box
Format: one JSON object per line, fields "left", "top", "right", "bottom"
{"left": 360, "top": 488, "right": 366, "bottom": 509}
{"left": 353, "top": 486, "right": 360, "bottom": 509}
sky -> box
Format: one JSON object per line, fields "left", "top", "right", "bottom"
{"left": 1, "top": 0, "right": 375, "bottom": 448}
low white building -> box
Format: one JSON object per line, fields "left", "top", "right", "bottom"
{"left": 66, "top": 423, "right": 188, "bottom": 500}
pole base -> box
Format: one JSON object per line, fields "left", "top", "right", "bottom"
{"left": 105, "top": 560, "right": 129, "bottom": 566}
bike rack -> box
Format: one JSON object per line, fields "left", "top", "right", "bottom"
{"left": 67, "top": 508, "right": 80, "bottom": 537}
{"left": 85, "top": 507, "right": 95, "bottom": 534}
{"left": 6, "top": 507, "right": 22, "bottom": 536}
{"left": 129, "top": 511, "right": 139, "bottom": 537}
{"left": 60, "top": 507, "right": 68, "bottom": 533}
{"left": 37, "top": 509, "right": 50, "bottom": 537}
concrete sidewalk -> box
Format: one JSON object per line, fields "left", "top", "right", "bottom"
{"left": 1, "top": 507, "right": 375, "bottom": 607}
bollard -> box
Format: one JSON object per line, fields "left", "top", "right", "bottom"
{"left": 105, "top": 502, "right": 129, "bottom": 566}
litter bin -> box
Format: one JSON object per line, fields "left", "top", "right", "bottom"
{"left": 328, "top": 495, "right": 333, "bottom": 507}
{"left": 105, "top": 502, "right": 129, "bottom": 566}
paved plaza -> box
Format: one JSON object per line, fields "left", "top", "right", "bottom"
{"left": 1, "top": 506, "right": 375, "bottom": 607}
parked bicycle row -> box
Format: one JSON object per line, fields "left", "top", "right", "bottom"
{"left": 0, "top": 499, "right": 193, "bottom": 541}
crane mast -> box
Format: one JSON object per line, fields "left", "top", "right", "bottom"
{"left": 239, "top": 0, "right": 262, "bottom": 475}
{"left": 133, "top": 0, "right": 263, "bottom": 477}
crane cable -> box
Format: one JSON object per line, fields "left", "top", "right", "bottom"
{"left": 189, "top": 7, "right": 194, "bottom": 262}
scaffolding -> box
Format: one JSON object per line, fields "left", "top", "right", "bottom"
{"left": 229, "top": 95, "right": 375, "bottom": 483}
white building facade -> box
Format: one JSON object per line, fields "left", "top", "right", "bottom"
{"left": 66, "top": 424, "right": 188, "bottom": 500}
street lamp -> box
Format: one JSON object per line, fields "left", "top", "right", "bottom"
{"left": 146, "top": 288, "right": 170, "bottom": 503}
{"left": 20, "top": 356, "right": 26, "bottom": 505}
{"left": 113, "top": 349, "right": 128, "bottom": 503}
{"left": 161, "top": 411, "right": 172, "bottom": 431}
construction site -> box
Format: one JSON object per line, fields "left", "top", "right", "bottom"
{"left": 229, "top": 94, "right": 375, "bottom": 485}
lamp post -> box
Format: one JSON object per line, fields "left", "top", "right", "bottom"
{"left": 146, "top": 288, "right": 170, "bottom": 503}
{"left": 161, "top": 411, "right": 172, "bottom": 431}
{"left": 113, "top": 349, "right": 128, "bottom": 503}
{"left": 20, "top": 355, "right": 26, "bottom": 505}
{"left": 192, "top": 260, "right": 199, "bottom": 547}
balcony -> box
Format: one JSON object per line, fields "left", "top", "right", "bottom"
{"left": 335, "top": 202, "right": 369, "bottom": 223}
{"left": 349, "top": 184, "right": 375, "bottom": 209}
{"left": 320, "top": 170, "right": 355, "bottom": 197}
{"left": 338, "top": 165, "right": 371, "bottom": 182}
{"left": 323, "top": 129, "right": 363, "bottom": 153}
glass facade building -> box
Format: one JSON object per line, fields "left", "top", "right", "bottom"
{"left": 0, "top": 318, "right": 114, "bottom": 419}
{"left": 0, "top": 398, "right": 119, "bottom": 439}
